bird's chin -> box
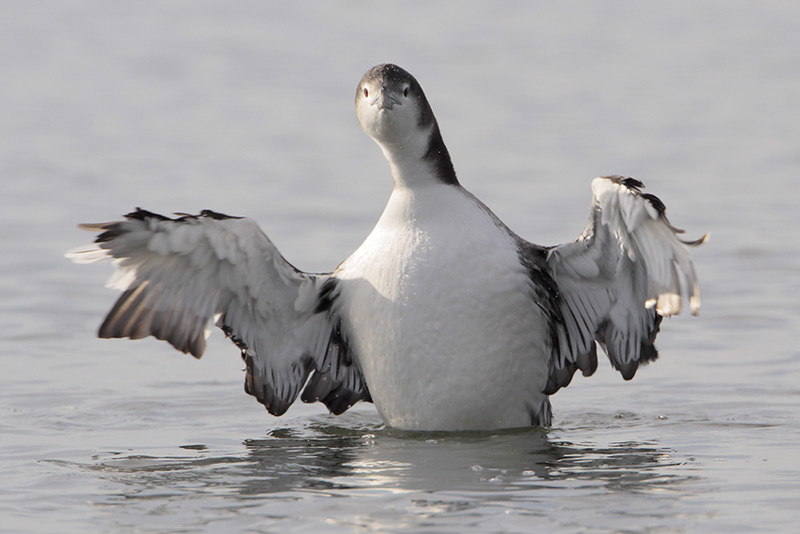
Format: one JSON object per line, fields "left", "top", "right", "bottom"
{"left": 365, "top": 119, "right": 399, "bottom": 143}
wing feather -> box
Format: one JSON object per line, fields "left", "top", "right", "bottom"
{"left": 67, "top": 208, "right": 370, "bottom": 416}
{"left": 544, "top": 176, "right": 705, "bottom": 390}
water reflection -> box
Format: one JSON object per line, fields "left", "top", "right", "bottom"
{"left": 88, "top": 417, "right": 695, "bottom": 503}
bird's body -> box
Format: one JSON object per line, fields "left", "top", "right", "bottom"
{"left": 335, "top": 184, "right": 551, "bottom": 429}
{"left": 68, "top": 64, "right": 705, "bottom": 431}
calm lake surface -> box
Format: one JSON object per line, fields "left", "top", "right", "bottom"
{"left": 2, "top": 1, "right": 799, "bottom": 532}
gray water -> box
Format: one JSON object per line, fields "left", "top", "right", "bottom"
{"left": 2, "top": 1, "right": 799, "bottom": 532}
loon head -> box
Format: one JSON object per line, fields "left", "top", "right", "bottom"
{"left": 355, "top": 64, "right": 432, "bottom": 145}
{"left": 355, "top": 64, "right": 458, "bottom": 186}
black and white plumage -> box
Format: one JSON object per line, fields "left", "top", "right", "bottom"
{"left": 67, "top": 64, "right": 705, "bottom": 431}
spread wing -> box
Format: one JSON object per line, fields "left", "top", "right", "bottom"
{"left": 542, "top": 176, "right": 706, "bottom": 394}
{"left": 67, "top": 208, "right": 370, "bottom": 416}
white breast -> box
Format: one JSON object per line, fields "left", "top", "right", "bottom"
{"left": 335, "top": 185, "right": 551, "bottom": 430}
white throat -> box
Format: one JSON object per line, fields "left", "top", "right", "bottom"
{"left": 375, "top": 124, "right": 439, "bottom": 189}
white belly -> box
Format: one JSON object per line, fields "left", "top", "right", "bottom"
{"left": 335, "top": 187, "right": 551, "bottom": 430}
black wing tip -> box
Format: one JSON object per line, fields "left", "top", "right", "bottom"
{"left": 301, "top": 383, "right": 372, "bottom": 416}
{"left": 543, "top": 362, "right": 575, "bottom": 395}
{"left": 603, "top": 175, "right": 644, "bottom": 191}
{"left": 300, "top": 370, "right": 373, "bottom": 415}
{"left": 124, "top": 208, "right": 171, "bottom": 221}
{"left": 543, "top": 343, "right": 598, "bottom": 396}
{"left": 603, "top": 175, "right": 710, "bottom": 245}
{"left": 95, "top": 225, "right": 125, "bottom": 243}
{"left": 612, "top": 341, "right": 660, "bottom": 381}
{"left": 92, "top": 208, "right": 243, "bottom": 243}
{"left": 226, "top": 279, "right": 372, "bottom": 420}
{"left": 618, "top": 362, "right": 638, "bottom": 381}
{"left": 243, "top": 363, "right": 295, "bottom": 417}
{"left": 254, "top": 388, "right": 292, "bottom": 417}
{"left": 641, "top": 193, "right": 667, "bottom": 215}
{"left": 243, "top": 352, "right": 320, "bottom": 418}
{"left": 120, "top": 208, "right": 243, "bottom": 222}
{"left": 298, "top": 325, "right": 372, "bottom": 415}
{"left": 198, "top": 209, "right": 243, "bottom": 220}
{"left": 602, "top": 175, "right": 672, "bottom": 217}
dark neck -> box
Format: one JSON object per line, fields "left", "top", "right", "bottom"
{"left": 422, "top": 123, "right": 459, "bottom": 186}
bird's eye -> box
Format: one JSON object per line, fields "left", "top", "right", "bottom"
{"left": 363, "top": 87, "right": 369, "bottom": 98}
{"left": 403, "top": 86, "right": 409, "bottom": 97}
